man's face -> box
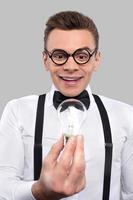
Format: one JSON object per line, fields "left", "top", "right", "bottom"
{"left": 44, "top": 29, "right": 101, "bottom": 97}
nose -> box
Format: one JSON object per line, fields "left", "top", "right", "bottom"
{"left": 63, "top": 56, "right": 79, "bottom": 71}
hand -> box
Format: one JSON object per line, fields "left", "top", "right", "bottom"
{"left": 32, "top": 135, "right": 86, "bottom": 200}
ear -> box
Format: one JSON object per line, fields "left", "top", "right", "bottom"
{"left": 93, "top": 51, "right": 101, "bottom": 72}
{"left": 42, "top": 52, "right": 50, "bottom": 71}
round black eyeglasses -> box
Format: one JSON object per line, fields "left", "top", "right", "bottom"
{"left": 43, "top": 48, "right": 96, "bottom": 66}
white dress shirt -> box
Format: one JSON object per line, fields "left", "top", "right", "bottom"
{"left": 0, "top": 85, "right": 133, "bottom": 200}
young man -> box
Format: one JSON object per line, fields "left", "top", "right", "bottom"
{"left": 0, "top": 11, "right": 133, "bottom": 200}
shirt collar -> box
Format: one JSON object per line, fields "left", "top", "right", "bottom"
{"left": 46, "top": 84, "right": 96, "bottom": 109}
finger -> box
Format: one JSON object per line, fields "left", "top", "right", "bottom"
{"left": 73, "top": 135, "right": 85, "bottom": 164}
{"left": 44, "top": 135, "right": 64, "bottom": 166}
{"left": 57, "top": 136, "right": 77, "bottom": 171}
{"left": 68, "top": 135, "right": 86, "bottom": 182}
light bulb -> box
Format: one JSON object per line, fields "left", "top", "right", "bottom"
{"left": 57, "top": 99, "right": 87, "bottom": 143}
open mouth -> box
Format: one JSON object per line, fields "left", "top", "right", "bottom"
{"left": 59, "top": 76, "right": 83, "bottom": 81}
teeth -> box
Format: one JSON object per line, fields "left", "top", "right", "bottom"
{"left": 61, "top": 77, "right": 80, "bottom": 81}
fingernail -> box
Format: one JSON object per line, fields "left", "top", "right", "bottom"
{"left": 77, "top": 135, "right": 83, "bottom": 142}
{"left": 57, "top": 135, "right": 64, "bottom": 143}
{"left": 68, "top": 136, "right": 76, "bottom": 143}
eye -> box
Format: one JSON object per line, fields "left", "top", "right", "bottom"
{"left": 78, "top": 54, "right": 88, "bottom": 59}
{"left": 75, "top": 52, "right": 89, "bottom": 61}
{"left": 52, "top": 51, "right": 67, "bottom": 61}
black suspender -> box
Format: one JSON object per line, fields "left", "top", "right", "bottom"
{"left": 34, "top": 94, "right": 46, "bottom": 180}
{"left": 93, "top": 94, "right": 113, "bottom": 200}
{"left": 34, "top": 94, "right": 113, "bottom": 200}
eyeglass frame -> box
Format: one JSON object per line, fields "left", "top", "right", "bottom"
{"left": 43, "top": 47, "right": 97, "bottom": 66}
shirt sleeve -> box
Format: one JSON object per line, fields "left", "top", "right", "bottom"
{"left": 121, "top": 107, "right": 133, "bottom": 199}
{"left": 0, "top": 100, "right": 36, "bottom": 200}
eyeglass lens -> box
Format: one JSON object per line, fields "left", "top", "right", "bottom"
{"left": 52, "top": 50, "right": 67, "bottom": 65}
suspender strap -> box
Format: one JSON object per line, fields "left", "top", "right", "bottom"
{"left": 34, "top": 93, "right": 113, "bottom": 200}
{"left": 34, "top": 94, "right": 46, "bottom": 180}
{"left": 93, "top": 94, "right": 113, "bottom": 200}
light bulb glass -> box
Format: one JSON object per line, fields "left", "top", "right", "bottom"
{"left": 57, "top": 99, "right": 87, "bottom": 142}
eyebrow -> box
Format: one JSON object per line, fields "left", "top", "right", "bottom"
{"left": 80, "top": 46, "right": 92, "bottom": 52}
{"left": 49, "top": 46, "right": 94, "bottom": 53}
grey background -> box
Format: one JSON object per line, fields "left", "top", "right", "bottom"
{"left": 0, "top": 0, "right": 133, "bottom": 116}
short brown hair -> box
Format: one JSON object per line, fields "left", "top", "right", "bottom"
{"left": 44, "top": 11, "right": 99, "bottom": 50}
